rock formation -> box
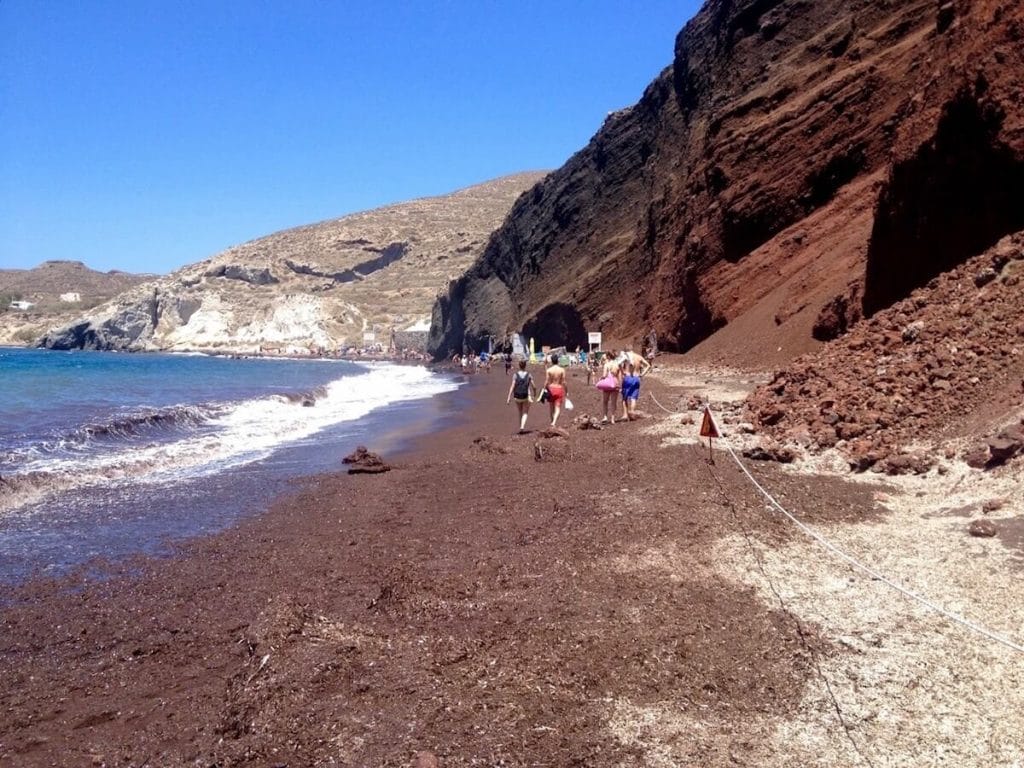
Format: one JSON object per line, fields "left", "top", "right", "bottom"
{"left": 38, "top": 174, "right": 545, "bottom": 353}
{"left": 429, "top": 0, "right": 1024, "bottom": 367}
{"left": 0, "top": 261, "right": 152, "bottom": 346}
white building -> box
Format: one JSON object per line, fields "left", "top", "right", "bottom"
{"left": 60, "top": 292, "right": 81, "bottom": 303}
{"left": 9, "top": 300, "right": 35, "bottom": 310}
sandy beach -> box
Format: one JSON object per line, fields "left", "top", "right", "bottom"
{"left": 2, "top": 359, "right": 1022, "bottom": 767}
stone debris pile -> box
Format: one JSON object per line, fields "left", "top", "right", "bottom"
{"left": 746, "top": 232, "right": 1024, "bottom": 473}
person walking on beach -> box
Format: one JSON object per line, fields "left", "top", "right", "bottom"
{"left": 596, "top": 351, "right": 623, "bottom": 424}
{"left": 544, "top": 353, "right": 568, "bottom": 428}
{"left": 625, "top": 349, "right": 652, "bottom": 377}
{"left": 504, "top": 351, "right": 512, "bottom": 375}
{"left": 507, "top": 360, "right": 536, "bottom": 433}
{"left": 621, "top": 362, "right": 642, "bottom": 421}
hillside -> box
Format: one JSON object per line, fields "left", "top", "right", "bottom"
{"left": 0, "top": 261, "right": 152, "bottom": 346}
{"left": 38, "top": 173, "right": 545, "bottom": 353}
{"left": 430, "top": 0, "right": 1024, "bottom": 368}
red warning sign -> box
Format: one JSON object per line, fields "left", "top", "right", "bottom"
{"left": 699, "top": 406, "right": 720, "bottom": 438}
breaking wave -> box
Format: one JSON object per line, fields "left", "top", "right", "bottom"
{"left": 0, "top": 364, "right": 457, "bottom": 516}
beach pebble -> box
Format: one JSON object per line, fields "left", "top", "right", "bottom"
{"left": 413, "top": 751, "right": 441, "bottom": 768}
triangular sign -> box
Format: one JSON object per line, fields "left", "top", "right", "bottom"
{"left": 699, "top": 406, "right": 720, "bottom": 438}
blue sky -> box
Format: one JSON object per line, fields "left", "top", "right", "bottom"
{"left": 1, "top": 1, "right": 701, "bottom": 275}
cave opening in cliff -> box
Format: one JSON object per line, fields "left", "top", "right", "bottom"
{"left": 521, "top": 303, "right": 587, "bottom": 350}
{"left": 862, "top": 90, "right": 1024, "bottom": 316}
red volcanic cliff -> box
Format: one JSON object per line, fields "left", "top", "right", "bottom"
{"left": 429, "top": 0, "right": 1024, "bottom": 366}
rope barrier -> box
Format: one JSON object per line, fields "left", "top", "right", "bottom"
{"left": 696, "top": 444, "right": 876, "bottom": 767}
{"left": 650, "top": 390, "right": 1024, "bottom": 655}
{"left": 649, "top": 392, "right": 681, "bottom": 416}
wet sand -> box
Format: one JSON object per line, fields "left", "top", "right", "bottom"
{"left": 0, "top": 363, "right": 1003, "bottom": 766}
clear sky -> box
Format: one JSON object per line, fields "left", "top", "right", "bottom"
{"left": 1, "top": 1, "right": 702, "bottom": 275}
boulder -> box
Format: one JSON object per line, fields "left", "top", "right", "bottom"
{"left": 343, "top": 445, "right": 391, "bottom": 474}
{"left": 968, "top": 519, "right": 997, "bottom": 537}
{"left": 964, "top": 446, "right": 990, "bottom": 469}
{"left": 882, "top": 453, "right": 933, "bottom": 476}
{"left": 986, "top": 437, "right": 1021, "bottom": 466}
{"left": 742, "top": 442, "right": 796, "bottom": 464}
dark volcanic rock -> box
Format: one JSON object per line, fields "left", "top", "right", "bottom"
{"left": 430, "top": 0, "right": 1024, "bottom": 362}
{"left": 968, "top": 519, "right": 997, "bottom": 538}
{"left": 343, "top": 446, "right": 391, "bottom": 475}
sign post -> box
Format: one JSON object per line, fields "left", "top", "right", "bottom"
{"left": 699, "top": 406, "right": 720, "bottom": 463}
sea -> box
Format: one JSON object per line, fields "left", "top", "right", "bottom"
{"left": 0, "top": 347, "right": 462, "bottom": 585}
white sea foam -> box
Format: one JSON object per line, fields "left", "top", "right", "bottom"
{"left": 0, "top": 364, "right": 458, "bottom": 516}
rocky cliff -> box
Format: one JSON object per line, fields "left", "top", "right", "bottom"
{"left": 0, "top": 261, "right": 152, "bottom": 346}
{"left": 429, "top": 0, "right": 1024, "bottom": 365}
{"left": 38, "top": 174, "right": 545, "bottom": 353}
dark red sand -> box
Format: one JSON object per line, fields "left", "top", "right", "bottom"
{"left": 0, "top": 365, "right": 882, "bottom": 767}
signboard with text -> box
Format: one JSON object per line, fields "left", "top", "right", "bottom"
{"left": 587, "top": 332, "right": 602, "bottom": 346}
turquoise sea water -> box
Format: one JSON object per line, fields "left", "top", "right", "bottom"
{"left": 0, "top": 347, "right": 461, "bottom": 584}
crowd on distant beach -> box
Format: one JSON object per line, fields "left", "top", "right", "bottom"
{"left": 505, "top": 349, "right": 651, "bottom": 433}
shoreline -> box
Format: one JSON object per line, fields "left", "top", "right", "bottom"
{"left": 0, "top": 354, "right": 470, "bottom": 585}
{"left": 2, "top": 361, "right": 1022, "bottom": 766}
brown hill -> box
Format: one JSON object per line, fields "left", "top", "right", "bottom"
{"left": 430, "top": 0, "right": 1024, "bottom": 367}
{"left": 38, "top": 173, "right": 545, "bottom": 353}
{"left": 0, "top": 261, "right": 153, "bottom": 345}
{"left": 0, "top": 260, "right": 151, "bottom": 300}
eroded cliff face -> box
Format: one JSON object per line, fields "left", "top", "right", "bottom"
{"left": 430, "top": 0, "right": 1024, "bottom": 365}
{"left": 38, "top": 174, "right": 545, "bottom": 353}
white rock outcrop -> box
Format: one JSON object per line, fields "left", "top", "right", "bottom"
{"left": 39, "top": 173, "right": 546, "bottom": 353}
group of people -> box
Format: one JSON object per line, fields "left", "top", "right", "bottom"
{"left": 506, "top": 354, "right": 569, "bottom": 432}
{"left": 452, "top": 351, "right": 494, "bottom": 374}
{"left": 594, "top": 349, "right": 651, "bottom": 424}
{"left": 506, "top": 349, "right": 651, "bottom": 432}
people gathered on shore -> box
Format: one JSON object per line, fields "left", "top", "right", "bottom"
{"left": 506, "top": 348, "right": 650, "bottom": 432}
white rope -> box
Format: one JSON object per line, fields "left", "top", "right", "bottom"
{"left": 705, "top": 406, "right": 1024, "bottom": 655}
{"left": 652, "top": 391, "right": 1024, "bottom": 654}
{"left": 649, "top": 392, "right": 681, "bottom": 415}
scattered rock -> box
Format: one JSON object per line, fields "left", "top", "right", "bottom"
{"left": 742, "top": 442, "right": 796, "bottom": 463}
{"left": 964, "top": 446, "right": 990, "bottom": 469}
{"left": 343, "top": 446, "right": 391, "bottom": 474}
{"left": 968, "top": 519, "right": 997, "bottom": 537}
{"left": 472, "top": 436, "right": 509, "bottom": 455}
{"left": 745, "top": 233, "right": 1024, "bottom": 473}
{"left": 881, "top": 453, "right": 933, "bottom": 476}
{"left": 986, "top": 436, "right": 1021, "bottom": 466}
{"left": 974, "top": 267, "right": 998, "bottom": 287}
{"left": 981, "top": 498, "right": 1006, "bottom": 513}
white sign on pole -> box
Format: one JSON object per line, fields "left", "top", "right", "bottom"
{"left": 362, "top": 331, "right": 376, "bottom": 344}
{"left": 587, "top": 332, "right": 602, "bottom": 346}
